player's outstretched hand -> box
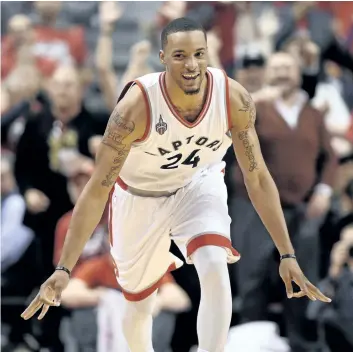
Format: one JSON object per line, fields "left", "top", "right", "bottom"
{"left": 279, "top": 258, "right": 332, "bottom": 303}
{"left": 21, "top": 270, "right": 70, "bottom": 320}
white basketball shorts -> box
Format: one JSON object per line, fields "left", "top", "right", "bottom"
{"left": 108, "top": 163, "right": 240, "bottom": 301}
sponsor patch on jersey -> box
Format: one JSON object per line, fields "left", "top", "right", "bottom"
{"left": 156, "top": 115, "right": 168, "bottom": 135}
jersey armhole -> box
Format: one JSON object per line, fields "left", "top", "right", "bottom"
{"left": 117, "top": 80, "right": 152, "bottom": 144}
{"left": 221, "top": 70, "right": 233, "bottom": 131}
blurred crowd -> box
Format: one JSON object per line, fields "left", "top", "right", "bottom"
{"left": 1, "top": 1, "right": 353, "bottom": 352}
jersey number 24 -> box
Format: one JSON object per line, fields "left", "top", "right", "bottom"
{"left": 161, "top": 149, "right": 201, "bottom": 170}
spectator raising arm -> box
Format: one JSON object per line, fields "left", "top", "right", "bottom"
{"left": 206, "top": 30, "right": 223, "bottom": 70}
{"left": 120, "top": 40, "right": 153, "bottom": 88}
{"left": 95, "top": 1, "right": 122, "bottom": 111}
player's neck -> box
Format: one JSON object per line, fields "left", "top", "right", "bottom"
{"left": 165, "top": 72, "right": 208, "bottom": 110}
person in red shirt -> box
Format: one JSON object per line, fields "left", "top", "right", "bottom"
{"left": 54, "top": 167, "right": 107, "bottom": 272}
{"left": 61, "top": 254, "right": 190, "bottom": 352}
{"left": 1, "top": 2, "right": 87, "bottom": 80}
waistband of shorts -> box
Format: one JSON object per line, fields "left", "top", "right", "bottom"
{"left": 116, "top": 177, "right": 178, "bottom": 198}
{"left": 115, "top": 167, "right": 226, "bottom": 198}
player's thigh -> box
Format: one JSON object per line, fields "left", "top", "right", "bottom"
{"left": 171, "top": 169, "right": 240, "bottom": 264}
{"left": 109, "top": 185, "right": 181, "bottom": 296}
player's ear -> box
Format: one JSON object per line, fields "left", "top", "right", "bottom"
{"left": 159, "top": 50, "right": 166, "bottom": 65}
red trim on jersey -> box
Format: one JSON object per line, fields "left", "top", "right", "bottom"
{"left": 159, "top": 70, "right": 213, "bottom": 128}
{"left": 108, "top": 189, "right": 114, "bottom": 246}
{"left": 134, "top": 80, "right": 152, "bottom": 143}
{"left": 116, "top": 176, "right": 128, "bottom": 190}
{"left": 221, "top": 70, "right": 232, "bottom": 130}
{"left": 117, "top": 81, "right": 134, "bottom": 104}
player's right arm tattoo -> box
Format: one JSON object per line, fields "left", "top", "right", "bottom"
{"left": 238, "top": 91, "right": 256, "bottom": 129}
{"left": 101, "top": 107, "right": 135, "bottom": 187}
{"left": 237, "top": 91, "right": 258, "bottom": 172}
{"left": 237, "top": 130, "right": 259, "bottom": 172}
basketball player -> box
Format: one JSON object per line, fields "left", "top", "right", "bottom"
{"left": 21, "top": 18, "right": 331, "bottom": 352}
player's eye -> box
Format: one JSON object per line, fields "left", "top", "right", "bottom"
{"left": 195, "top": 52, "right": 204, "bottom": 58}
{"left": 174, "top": 54, "right": 184, "bottom": 59}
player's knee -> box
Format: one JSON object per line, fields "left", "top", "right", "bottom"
{"left": 193, "top": 245, "right": 229, "bottom": 286}
{"left": 121, "top": 298, "right": 154, "bottom": 338}
{"left": 121, "top": 300, "right": 136, "bottom": 326}
{"left": 122, "top": 293, "right": 156, "bottom": 317}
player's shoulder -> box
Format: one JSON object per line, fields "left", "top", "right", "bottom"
{"left": 117, "top": 84, "right": 147, "bottom": 119}
{"left": 225, "top": 76, "right": 253, "bottom": 111}
{"left": 119, "top": 83, "right": 144, "bottom": 106}
{"left": 206, "top": 67, "right": 243, "bottom": 88}
{"left": 226, "top": 76, "right": 249, "bottom": 99}
{"left": 120, "top": 71, "right": 162, "bottom": 107}
{"left": 223, "top": 76, "right": 255, "bottom": 130}
{"left": 115, "top": 79, "right": 155, "bottom": 141}
{"left": 134, "top": 71, "right": 163, "bottom": 89}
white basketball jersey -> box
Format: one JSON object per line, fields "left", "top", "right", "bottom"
{"left": 119, "top": 67, "right": 232, "bottom": 192}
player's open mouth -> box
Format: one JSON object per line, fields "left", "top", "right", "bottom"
{"left": 182, "top": 73, "right": 200, "bottom": 80}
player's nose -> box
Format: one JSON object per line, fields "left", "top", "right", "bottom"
{"left": 184, "top": 57, "right": 198, "bottom": 71}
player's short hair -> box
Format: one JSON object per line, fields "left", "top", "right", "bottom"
{"left": 161, "top": 17, "right": 206, "bottom": 49}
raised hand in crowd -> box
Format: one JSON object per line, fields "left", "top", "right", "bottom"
{"left": 130, "top": 40, "right": 152, "bottom": 66}
{"left": 99, "top": 0, "right": 122, "bottom": 33}
{"left": 88, "top": 135, "right": 103, "bottom": 157}
{"left": 300, "top": 40, "right": 320, "bottom": 69}
{"left": 6, "top": 14, "right": 36, "bottom": 68}
{"left": 157, "top": 1, "right": 186, "bottom": 23}
{"left": 207, "top": 30, "right": 223, "bottom": 69}
{"left": 286, "top": 36, "right": 321, "bottom": 72}
{"left": 5, "top": 65, "right": 41, "bottom": 107}
{"left": 24, "top": 188, "right": 50, "bottom": 214}
{"left": 7, "top": 14, "right": 34, "bottom": 48}
{"left": 95, "top": 1, "right": 122, "bottom": 110}
{"left": 120, "top": 40, "right": 152, "bottom": 87}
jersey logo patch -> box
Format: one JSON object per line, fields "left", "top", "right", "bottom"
{"left": 156, "top": 115, "right": 168, "bottom": 135}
